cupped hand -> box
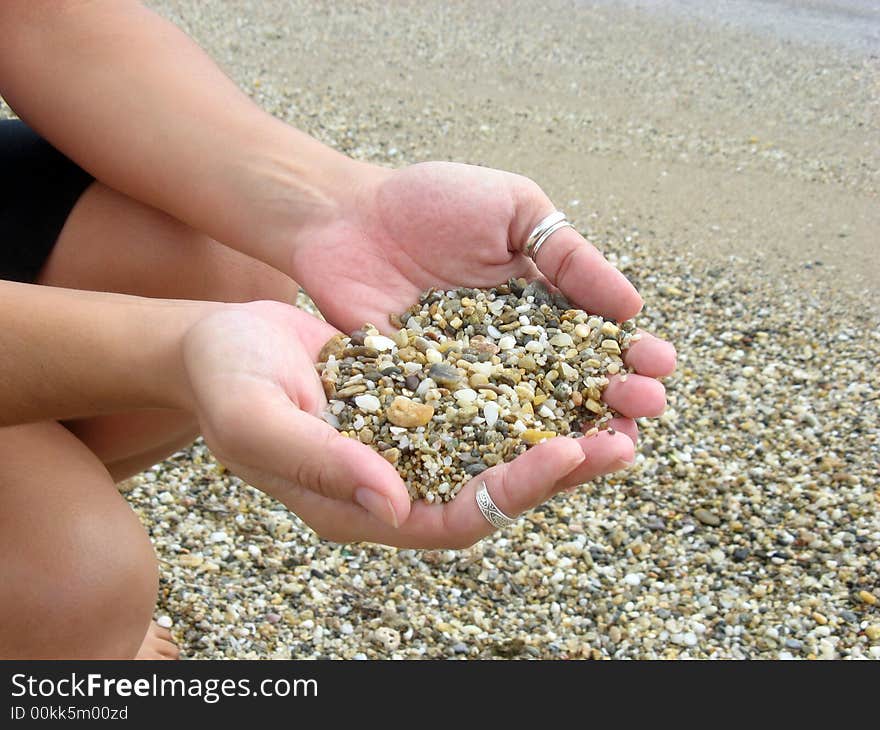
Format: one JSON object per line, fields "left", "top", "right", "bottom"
{"left": 180, "top": 301, "right": 412, "bottom": 528}
{"left": 290, "top": 161, "right": 650, "bottom": 334}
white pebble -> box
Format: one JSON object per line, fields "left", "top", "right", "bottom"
{"left": 156, "top": 616, "right": 173, "bottom": 629}
{"left": 364, "top": 334, "right": 396, "bottom": 351}
{"left": 483, "top": 402, "right": 500, "bottom": 428}
{"left": 455, "top": 388, "right": 478, "bottom": 403}
{"left": 624, "top": 573, "right": 642, "bottom": 586}
{"left": 247, "top": 545, "right": 261, "bottom": 558}
{"left": 525, "top": 340, "right": 544, "bottom": 353}
{"left": 416, "top": 378, "right": 435, "bottom": 397}
{"left": 209, "top": 531, "right": 227, "bottom": 543}
{"left": 425, "top": 348, "right": 443, "bottom": 364}
{"left": 341, "top": 622, "right": 354, "bottom": 635}
{"left": 487, "top": 324, "right": 503, "bottom": 339}
{"left": 354, "top": 394, "right": 381, "bottom": 412}
{"left": 550, "top": 332, "right": 574, "bottom": 347}
{"left": 498, "top": 335, "right": 516, "bottom": 350}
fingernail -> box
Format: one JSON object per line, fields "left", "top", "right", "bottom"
{"left": 614, "top": 456, "right": 636, "bottom": 470}
{"left": 354, "top": 488, "right": 399, "bottom": 529}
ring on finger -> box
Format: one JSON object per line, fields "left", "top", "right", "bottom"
{"left": 475, "top": 482, "right": 517, "bottom": 530}
{"left": 524, "top": 210, "right": 574, "bottom": 261}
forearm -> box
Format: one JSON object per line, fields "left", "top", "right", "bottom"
{"left": 0, "top": 0, "right": 361, "bottom": 272}
{"left": 0, "top": 280, "right": 212, "bottom": 426}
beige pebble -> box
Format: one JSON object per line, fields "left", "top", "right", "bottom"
{"left": 386, "top": 396, "right": 434, "bottom": 427}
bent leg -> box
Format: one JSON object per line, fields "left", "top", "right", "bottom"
{"left": 0, "top": 422, "right": 159, "bottom": 658}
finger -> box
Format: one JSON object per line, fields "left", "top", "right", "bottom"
{"left": 526, "top": 223, "right": 644, "bottom": 321}
{"left": 607, "top": 416, "right": 639, "bottom": 445}
{"left": 345, "top": 435, "right": 588, "bottom": 547}
{"left": 557, "top": 429, "right": 637, "bottom": 490}
{"left": 232, "top": 389, "right": 412, "bottom": 528}
{"left": 624, "top": 330, "right": 677, "bottom": 378}
{"left": 602, "top": 373, "right": 667, "bottom": 418}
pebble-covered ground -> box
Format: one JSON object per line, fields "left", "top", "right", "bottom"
{"left": 6, "top": 1, "right": 877, "bottom": 659}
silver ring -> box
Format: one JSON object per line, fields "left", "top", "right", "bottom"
{"left": 523, "top": 210, "right": 574, "bottom": 261}
{"left": 476, "top": 482, "right": 516, "bottom": 530}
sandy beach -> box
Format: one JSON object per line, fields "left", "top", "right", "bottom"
{"left": 103, "top": 1, "right": 880, "bottom": 658}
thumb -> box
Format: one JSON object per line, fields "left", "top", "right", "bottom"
{"left": 217, "top": 389, "right": 412, "bottom": 528}
{"left": 511, "top": 181, "right": 643, "bottom": 321}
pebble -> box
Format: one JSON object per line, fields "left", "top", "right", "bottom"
{"left": 483, "top": 402, "right": 500, "bottom": 428}
{"left": 354, "top": 394, "right": 381, "bottom": 412}
{"left": 373, "top": 626, "right": 401, "bottom": 652}
{"left": 694, "top": 509, "right": 721, "bottom": 527}
{"left": 363, "top": 334, "right": 397, "bottom": 352}
{"left": 156, "top": 616, "right": 173, "bottom": 629}
{"left": 386, "top": 397, "right": 434, "bottom": 427}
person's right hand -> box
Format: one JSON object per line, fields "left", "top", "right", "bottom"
{"left": 179, "top": 301, "right": 415, "bottom": 528}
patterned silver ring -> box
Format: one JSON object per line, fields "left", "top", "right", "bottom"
{"left": 523, "top": 210, "right": 574, "bottom": 261}
{"left": 476, "top": 482, "right": 516, "bottom": 530}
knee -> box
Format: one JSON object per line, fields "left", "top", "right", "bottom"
{"left": 0, "top": 505, "right": 158, "bottom": 659}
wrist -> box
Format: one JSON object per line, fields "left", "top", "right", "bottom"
{"left": 224, "top": 120, "right": 386, "bottom": 274}
{"left": 134, "top": 299, "right": 225, "bottom": 415}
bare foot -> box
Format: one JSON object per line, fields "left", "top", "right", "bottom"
{"left": 135, "top": 621, "right": 180, "bottom": 660}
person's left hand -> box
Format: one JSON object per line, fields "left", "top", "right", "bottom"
{"left": 287, "top": 161, "right": 651, "bottom": 335}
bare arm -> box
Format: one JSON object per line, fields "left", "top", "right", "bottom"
{"left": 0, "top": 0, "right": 357, "bottom": 272}
{"left": 0, "top": 280, "right": 208, "bottom": 424}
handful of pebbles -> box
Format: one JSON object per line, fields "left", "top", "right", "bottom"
{"left": 318, "top": 279, "right": 637, "bottom": 503}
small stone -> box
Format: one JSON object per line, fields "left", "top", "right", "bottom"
{"left": 156, "top": 616, "right": 173, "bottom": 629}
{"left": 425, "top": 348, "right": 443, "bottom": 364}
{"left": 498, "top": 335, "right": 516, "bottom": 350}
{"left": 386, "top": 396, "right": 434, "bottom": 427}
{"left": 428, "top": 363, "right": 464, "bottom": 389}
{"left": 865, "top": 626, "right": 880, "bottom": 641}
{"left": 354, "top": 394, "right": 381, "bottom": 412}
{"left": 454, "top": 388, "right": 478, "bottom": 403}
{"left": 550, "top": 332, "right": 573, "bottom": 347}
{"left": 601, "top": 322, "right": 620, "bottom": 337}
{"left": 178, "top": 554, "right": 204, "bottom": 568}
{"left": 382, "top": 447, "right": 400, "bottom": 464}
{"left": 694, "top": 508, "right": 721, "bottom": 526}
{"left": 364, "top": 334, "right": 397, "bottom": 351}
{"left": 318, "top": 333, "right": 347, "bottom": 362}
{"left": 858, "top": 590, "right": 877, "bottom": 606}
{"left": 521, "top": 429, "right": 556, "bottom": 445}
{"left": 812, "top": 612, "right": 828, "bottom": 625}
{"left": 358, "top": 428, "right": 374, "bottom": 444}
{"left": 601, "top": 339, "right": 622, "bottom": 354}
{"left": 373, "top": 626, "right": 401, "bottom": 652}
{"left": 483, "top": 402, "right": 500, "bottom": 428}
